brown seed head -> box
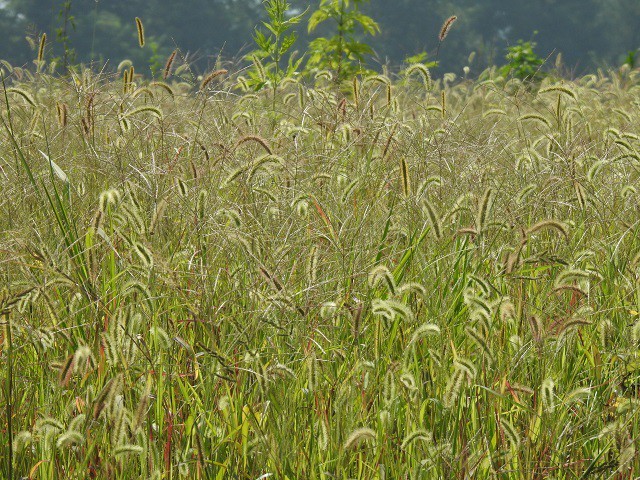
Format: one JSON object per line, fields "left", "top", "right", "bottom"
{"left": 200, "top": 69, "right": 228, "bottom": 90}
{"left": 164, "top": 49, "right": 177, "bottom": 79}
{"left": 37, "top": 33, "right": 47, "bottom": 63}
{"left": 439, "top": 15, "right": 457, "bottom": 42}
{"left": 135, "top": 17, "right": 145, "bottom": 47}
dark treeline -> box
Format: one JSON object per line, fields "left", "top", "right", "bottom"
{"left": 1, "top": 0, "right": 639, "bottom": 76}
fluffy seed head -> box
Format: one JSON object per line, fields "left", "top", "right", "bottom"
{"left": 368, "top": 265, "right": 396, "bottom": 295}
{"left": 500, "top": 418, "right": 520, "bottom": 448}
{"left": 114, "top": 444, "right": 144, "bottom": 456}
{"left": 541, "top": 378, "right": 556, "bottom": 412}
{"left": 135, "top": 17, "right": 145, "bottom": 47}
{"left": 408, "top": 323, "right": 440, "bottom": 347}
{"left": 56, "top": 431, "right": 85, "bottom": 448}
{"left": 439, "top": 16, "right": 457, "bottom": 42}
{"left": 37, "top": 33, "right": 46, "bottom": 63}
{"left": 164, "top": 49, "right": 177, "bottom": 79}
{"left": 401, "top": 429, "right": 432, "bottom": 450}
{"left": 444, "top": 368, "right": 465, "bottom": 408}
{"left": 200, "top": 69, "right": 228, "bottom": 90}
{"left": 343, "top": 427, "right": 376, "bottom": 449}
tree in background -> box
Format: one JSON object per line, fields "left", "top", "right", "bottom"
{"left": 245, "top": 0, "right": 306, "bottom": 93}
{"left": 305, "top": 0, "right": 380, "bottom": 82}
{"left": 595, "top": 0, "right": 640, "bottom": 66}
{"left": 0, "top": 0, "right": 262, "bottom": 74}
{"left": 359, "top": 0, "right": 486, "bottom": 73}
{"left": 360, "top": 0, "right": 640, "bottom": 75}
{"left": 0, "top": 0, "right": 638, "bottom": 75}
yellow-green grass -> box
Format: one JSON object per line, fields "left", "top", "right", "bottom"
{"left": 1, "top": 65, "right": 640, "bottom": 479}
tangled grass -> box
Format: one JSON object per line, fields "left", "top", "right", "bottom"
{"left": 1, "top": 64, "right": 640, "bottom": 478}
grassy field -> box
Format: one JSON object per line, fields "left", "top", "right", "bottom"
{"left": 1, "top": 64, "right": 640, "bottom": 479}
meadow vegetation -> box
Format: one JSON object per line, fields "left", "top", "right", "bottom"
{"left": 1, "top": 54, "right": 640, "bottom": 478}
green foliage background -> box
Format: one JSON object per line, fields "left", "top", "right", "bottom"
{"left": 0, "top": 0, "right": 639, "bottom": 74}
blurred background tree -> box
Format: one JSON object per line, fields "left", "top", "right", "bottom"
{"left": 0, "top": 0, "right": 638, "bottom": 76}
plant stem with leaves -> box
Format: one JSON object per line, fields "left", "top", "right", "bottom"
{"left": 306, "top": 0, "right": 379, "bottom": 83}
{"left": 247, "top": 0, "right": 306, "bottom": 103}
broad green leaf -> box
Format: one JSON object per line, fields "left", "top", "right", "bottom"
{"left": 308, "top": 9, "right": 329, "bottom": 32}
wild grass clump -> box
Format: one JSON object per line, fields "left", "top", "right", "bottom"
{"left": 1, "top": 64, "right": 640, "bottom": 478}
